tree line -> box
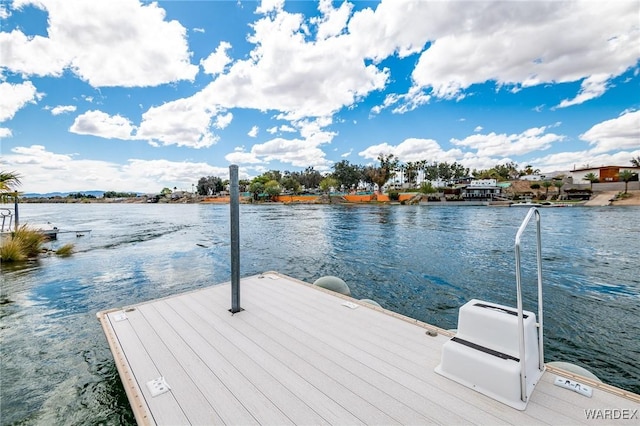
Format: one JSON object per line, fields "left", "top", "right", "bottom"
{"left": 195, "top": 155, "right": 563, "bottom": 198}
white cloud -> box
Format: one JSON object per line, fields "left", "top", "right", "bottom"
{"left": 135, "top": 92, "right": 221, "bottom": 148}
{"left": 4, "top": 0, "right": 198, "bottom": 87}
{"left": 251, "top": 137, "right": 331, "bottom": 168}
{"left": 225, "top": 118, "right": 335, "bottom": 168}
{"left": 0, "top": 127, "right": 13, "bottom": 138}
{"left": 69, "top": 110, "right": 137, "bottom": 140}
{"left": 4, "top": 145, "right": 74, "bottom": 167}
{"left": 557, "top": 74, "right": 611, "bottom": 109}
{"left": 400, "top": 1, "right": 639, "bottom": 107}
{"left": 256, "top": 0, "right": 284, "bottom": 14}
{"left": 0, "top": 30, "right": 69, "bottom": 77}
{"left": 341, "top": 149, "right": 353, "bottom": 158}
{"left": 248, "top": 126, "right": 259, "bottom": 137}
{"left": 201, "top": 4, "right": 390, "bottom": 120}
{"left": 531, "top": 149, "right": 640, "bottom": 173}
{"left": 0, "top": 4, "right": 9, "bottom": 20}
{"left": 214, "top": 112, "right": 233, "bottom": 129}
{"left": 1, "top": 144, "right": 228, "bottom": 193}
{"left": 474, "top": 126, "right": 483, "bottom": 133}
{"left": 359, "top": 138, "right": 463, "bottom": 163}
{"left": 0, "top": 81, "right": 41, "bottom": 121}
{"left": 225, "top": 149, "right": 262, "bottom": 165}
{"left": 200, "top": 41, "right": 233, "bottom": 76}
{"left": 312, "top": 0, "right": 352, "bottom": 41}
{"left": 580, "top": 110, "right": 640, "bottom": 153}
{"left": 50, "top": 105, "right": 76, "bottom": 115}
{"left": 451, "top": 126, "right": 565, "bottom": 157}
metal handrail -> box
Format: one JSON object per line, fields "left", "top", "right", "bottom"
{"left": 1, "top": 208, "right": 13, "bottom": 232}
{"left": 514, "top": 207, "right": 544, "bottom": 403}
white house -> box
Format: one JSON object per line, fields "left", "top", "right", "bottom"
{"left": 570, "top": 166, "right": 640, "bottom": 184}
{"left": 462, "top": 179, "right": 502, "bottom": 200}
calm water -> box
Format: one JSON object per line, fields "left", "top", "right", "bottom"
{"left": 1, "top": 203, "right": 639, "bottom": 424}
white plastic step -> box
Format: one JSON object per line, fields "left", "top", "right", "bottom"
{"left": 435, "top": 299, "right": 544, "bottom": 410}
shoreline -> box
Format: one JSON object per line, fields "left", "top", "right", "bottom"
{"left": 11, "top": 189, "right": 640, "bottom": 206}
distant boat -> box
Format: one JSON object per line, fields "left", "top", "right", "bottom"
{"left": 511, "top": 199, "right": 542, "bottom": 207}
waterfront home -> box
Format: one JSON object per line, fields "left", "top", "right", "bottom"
{"left": 462, "top": 179, "right": 503, "bottom": 201}
{"left": 570, "top": 165, "right": 640, "bottom": 184}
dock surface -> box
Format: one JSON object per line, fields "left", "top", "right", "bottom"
{"left": 98, "top": 272, "right": 639, "bottom": 425}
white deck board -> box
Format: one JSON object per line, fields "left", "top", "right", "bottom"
{"left": 106, "top": 311, "right": 190, "bottom": 425}
{"left": 98, "top": 272, "right": 640, "bottom": 425}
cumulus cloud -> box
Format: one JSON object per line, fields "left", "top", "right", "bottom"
{"left": 312, "top": 0, "right": 353, "bottom": 41}
{"left": 248, "top": 126, "right": 259, "bottom": 137}
{"left": 395, "top": 1, "right": 639, "bottom": 108}
{"left": 530, "top": 149, "right": 640, "bottom": 173}
{"left": 0, "top": 81, "right": 42, "bottom": 121}
{"left": 69, "top": 110, "right": 137, "bottom": 140}
{"left": 1, "top": 144, "right": 228, "bottom": 193}
{"left": 251, "top": 137, "right": 332, "bottom": 168}
{"left": 451, "top": 126, "right": 565, "bottom": 157}
{"left": 580, "top": 110, "right": 640, "bottom": 153}
{"left": 3, "top": 0, "right": 198, "bottom": 87}
{"left": 202, "top": 2, "right": 390, "bottom": 121}
{"left": 557, "top": 74, "right": 611, "bottom": 109}
{"left": 50, "top": 105, "right": 77, "bottom": 115}
{"left": 359, "top": 138, "right": 463, "bottom": 163}
{"left": 224, "top": 117, "right": 335, "bottom": 168}
{"left": 225, "top": 149, "right": 262, "bottom": 165}
{"left": 214, "top": 112, "right": 233, "bottom": 129}
{"left": 135, "top": 93, "right": 221, "bottom": 148}
{"left": 201, "top": 41, "right": 233, "bottom": 76}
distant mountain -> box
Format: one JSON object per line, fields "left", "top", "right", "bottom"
{"left": 23, "top": 190, "right": 106, "bottom": 198}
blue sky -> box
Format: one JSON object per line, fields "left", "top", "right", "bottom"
{"left": 1, "top": 0, "right": 639, "bottom": 193}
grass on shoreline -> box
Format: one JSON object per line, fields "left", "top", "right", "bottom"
{"left": 0, "top": 226, "right": 74, "bottom": 262}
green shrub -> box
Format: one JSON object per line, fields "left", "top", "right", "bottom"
{"left": 0, "top": 238, "right": 27, "bottom": 262}
{"left": 12, "top": 226, "right": 46, "bottom": 257}
{"left": 419, "top": 182, "right": 437, "bottom": 194}
{"left": 56, "top": 243, "right": 74, "bottom": 257}
{"left": 388, "top": 191, "right": 400, "bottom": 201}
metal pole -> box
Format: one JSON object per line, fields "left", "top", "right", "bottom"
{"left": 229, "top": 165, "right": 242, "bottom": 313}
{"left": 14, "top": 193, "right": 19, "bottom": 231}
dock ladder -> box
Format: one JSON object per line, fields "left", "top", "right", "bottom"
{"left": 436, "top": 207, "right": 545, "bottom": 410}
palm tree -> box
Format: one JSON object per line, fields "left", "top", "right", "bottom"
{"left": 631, "top": 156, "right": 640, "bottom": 167}
{"left": 584, "top": 172, "right": 598, "bottom": 190}
{"left": 366, "top": 154, "right": 398, "bottom": 194}
{"left": 541, "top": 180, "right": 553, "bottom": 198}
{"left": 0, "top": 171, "right": 22, "bottom": 203}
{"left": 553, "top": 180, "right": 564, "bottom": 198}
{"left": 618, "top": 170, "right": 635, "bottom": 194}
{"left": 0, "top": 171, "right": 22, "bottom": 192}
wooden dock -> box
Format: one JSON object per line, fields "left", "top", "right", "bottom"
{"left": 98, "top": 272, "right": 640, "bottom": 425}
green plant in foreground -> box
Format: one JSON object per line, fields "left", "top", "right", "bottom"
{"left": 12, "top": 226, "right": 46, "bottom": 258}
{"left": 0, "top": 238, "right": 27, "bottom": 262}
{"left": 55, "top": 243, "right": 74, "bottom": 257}
{"left": 0, "top": 226, "right": 47, "bottom": 262}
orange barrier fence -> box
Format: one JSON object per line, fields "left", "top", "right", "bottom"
{"left": 274, "top": 195, "right": 320, "bottom": 203}
{"left": 343, "top": 193, "right": 417, "bottom": 203}
{"left": 201, "top": 197, "right": 231, "bottom": 203}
